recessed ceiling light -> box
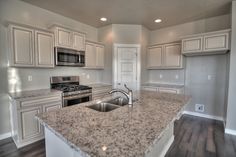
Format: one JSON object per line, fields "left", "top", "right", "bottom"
{"left": 155, "top": 19, "right": 162, "bottom": 23}
{"left": 100, "top": 17, "right": 107, "bottom": 22}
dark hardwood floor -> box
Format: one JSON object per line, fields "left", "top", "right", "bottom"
{"left": 0, "top": 115, "right": 236, "bottom": 157}
{"left": 166, "top": 115, "right": 236, "bottom": 157}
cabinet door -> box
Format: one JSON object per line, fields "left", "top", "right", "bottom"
{"left": 9, "top": 25, "right": 34, "bottom": 67}
{"left": 203, "top": 33, "right": 229, "bottom": 51}
{"left": 147, "top": 46, "right": 162, "bottom": 68}
{"left": 43, "top": 103, "right": 62, "bottom": 112}
{"left": 73, "top": 32, "right": 85, "bottom": 51}
{"left": 35, "top": 30, "right": 54, "bottom": 68}
{"left": 182, "top": 37, "right": 203, "bottom": 53}
{"left": 85, "top": 43, "right": 96, "bottom": 67}
{"left": 19, "top": 107, "right": 43, "bottom": 141}
{"left": 96, "top": 45, "right": 104, "bottom": 68}
{"left": 56, "top": 27, "right": 72, "bottom": 48}
{"left": 164, "top": 44, "right": 182, "bottom": 67}
{"left": 158, "top": 88, "right": 178, "bottom": 94}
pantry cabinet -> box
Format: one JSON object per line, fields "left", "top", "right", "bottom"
{"left": 147, "top": 43, "right": 183, "bottom": 69}
{"left": 52, "top": 26, "right": 85, "bottom": 51}
{"left": 9, "top": 24, "right": 54, "bottom": 68}
{"left": 85, "top": 41, "right": 105, "bottom": 69}
{"left": 182, "top": 29, "right": 230, "bottom": 56}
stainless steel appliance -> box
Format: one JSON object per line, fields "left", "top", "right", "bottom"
{"left": 50, "top": 76, "right": 92, "bottom": 107}
{"left": 55, "top": 47, "right": 85, "bottom": 66}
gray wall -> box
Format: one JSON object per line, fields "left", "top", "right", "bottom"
{"left": 185, "top": 55, "right": 228, "bottom": 118}
{"left": 148, "top": 14, "right": 231, "bottom": 118}
{"left": 226, "top": 1, "right": 236, "bottom": 131}
{"left": 0, "top": 0, "right": 101, "bottom": 135}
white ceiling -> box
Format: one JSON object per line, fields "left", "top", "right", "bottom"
{"left": 22, "top": 0, "right": 232, "bottom": 30}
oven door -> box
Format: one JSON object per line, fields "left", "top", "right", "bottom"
{"left": 55, "top": 47, "right": 85, "bottom": 66}
{"left": 63, "top": 93, "right": 92, "bottom": 107}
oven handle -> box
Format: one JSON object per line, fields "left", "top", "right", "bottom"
{"left": 63, "top": 93, "right": 92, "bottom": 100}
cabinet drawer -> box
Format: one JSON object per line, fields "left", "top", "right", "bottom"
{"left": 20, "top": 96, "right": 61, "bottom": 109}
{"left": 182, "top": 37, "right": 203, "bottom": 53}
{"left": 43, "top": 102, "right": 62, "bottom": 112}
{"left": 204, "top": 33, "right": 229, "bottom": 51}
{"left": 142, "top": 87, "right": 158, "bottom": 92}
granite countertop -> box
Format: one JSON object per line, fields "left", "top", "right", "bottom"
{"left": 36, "top": 91, "right": 190, "bottom": 157}
{"left": 8, "top": 89, "right": 62, "bottom": 100}
{"left": 142, "top": 83, "right": 184, "bottom": 89}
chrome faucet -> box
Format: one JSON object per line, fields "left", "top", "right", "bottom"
{"left": 109, "top": 84, "right": 133, "bottom": 107}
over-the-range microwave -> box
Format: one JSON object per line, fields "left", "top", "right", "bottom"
{"left": 55, "top": 47, "right": 85, "bottom": 67}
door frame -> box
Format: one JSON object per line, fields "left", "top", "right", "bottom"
{"left": 113, "top": 44, "right": 141, "bottom": 90}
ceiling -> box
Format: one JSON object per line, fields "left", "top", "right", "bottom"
{"left": 22, "top": 0, "right": 232, "bottom": 30}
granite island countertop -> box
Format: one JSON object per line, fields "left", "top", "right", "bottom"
{"left": 36, "top": 91, "right": 190, "bottom": 157}
{"left": 9, "top": 89, "right": 62, "bottom": 100}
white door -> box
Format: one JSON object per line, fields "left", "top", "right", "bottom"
{"left": 147, "top": 46, "right": 162, "bottom": 68}
{"left": 72, "top": 32, "right": 85, "bottom": 51}
{"left": 85, "top": 42, "right": 96, "bottom": 67}
{"left": 114, "top": 45, "right": 139, "bottom": 91}
{"left": 164, "top": 43, "right": 181, "bottom": 67}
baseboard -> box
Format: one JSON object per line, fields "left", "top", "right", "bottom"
{"left": 225, "top": 129, "right": 236, "bottom": 136}
{"left": 0, "top": 132, "right": 11, "bottom": 140}
{"left": 160, "top": 135, "right": 174, "bottom": 157}
{"left": 182, "top": 111, "right": 224, "bottom": 121}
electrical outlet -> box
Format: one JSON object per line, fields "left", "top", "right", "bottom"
{"left": 195, "top": 104, "right": 204, "bottom": 112}
{"left": 207, "top": 75, "right": 212, "bottom": 80}
{"left": 159, "top": 74, "right": 163, "bottom": 79}
{"left": 175, "top": 75, "right": 179, "bottom": 79}
{"left": 86, "top": 74, "right": 90, "bottom": 79}
{"left": 28, "top": 75, "right": 32, "bottom": 82}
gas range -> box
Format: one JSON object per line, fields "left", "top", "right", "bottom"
{"left": 50, "top": 76, "right": 92, "bottom": 107}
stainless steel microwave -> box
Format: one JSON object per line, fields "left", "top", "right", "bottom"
{"left": 55, "top": 47, "right": 85, "bottom": 66}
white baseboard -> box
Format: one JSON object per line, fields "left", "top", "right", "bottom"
{"left": 160, "top": 135, "right": 174, "bottom": 157}
{"left": 182, "top": 111, "right": 224, "bottom": 121}
{"left": 225, "top": 129, "right": 236, "bottom": 136}
{"left": 0, "top": 132, "right": 11, "bottom": 140}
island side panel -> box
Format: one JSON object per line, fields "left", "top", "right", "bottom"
{"left": 145, "top": 121, "right": 174, "bottom": 157}
{"left": 45, "top": 127, "right": 83, "bottom": 157}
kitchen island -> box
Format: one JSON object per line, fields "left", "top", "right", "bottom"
{"left": 36, "top": 91, "right": 190, "bottom": 157}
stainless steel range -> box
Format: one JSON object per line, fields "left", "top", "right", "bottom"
{"left": 50, "top": 76, "right": 92, "bottom": 107}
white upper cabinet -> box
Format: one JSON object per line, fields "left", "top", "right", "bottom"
{"left": 35, "top": 30, "right": 54, "bottom": 67}
{"left": 85, "top": 41, "right": 104, "bottom": 69}
{"left": 147, "top": 46, "right": 162, "bottom": 68}
{"left": 182, "top": 29, "right": 230, "bottom": 56}
{"left": 164, "top": 43, "right": 182, "bottom": 67}
{"left": 56, "top": 27, "right": 72, "bottom": 48}
{"left": 9, "top": 24, "right": 54, "bottom": 68}
{"left": 52, "top": 26, "right": 86, "bottom": 51}
{"left": 147, "top": 42, "right": 183, "bottom": 69}
{"left": 9, "top": 25, "right": 35, "bottom": 67}
{"left": 182, "top": 37, "right": 203, "bottom": 53}
{"left": 73, "top": 32, "right": 85, "bottom": 51}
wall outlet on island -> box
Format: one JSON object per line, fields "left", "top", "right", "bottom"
{"left": 195, "top": 104, "right": 204, "bottom": 112}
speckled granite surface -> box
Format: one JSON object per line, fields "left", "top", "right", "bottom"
{"left": 37, "top": 91, "right": 190, "bottom": 157}
{"left": 9, "top": 89, "right": 62, "bottom": 100}
{"left": 142, "top": 83, "right": 184, "bottom": 89}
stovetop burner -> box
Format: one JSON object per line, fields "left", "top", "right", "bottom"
{"left": 52, "top": 83, "right": 92, "bottom": 93}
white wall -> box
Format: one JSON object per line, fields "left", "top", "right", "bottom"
{"left": 226, "top": 1, "right": 236, "bottom": 132}
{"left": 0, "top": 0, "right": 101, "bottom": 135}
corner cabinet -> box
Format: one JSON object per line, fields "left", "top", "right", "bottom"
{"left": 182, "top": 29, "right": 230, "bottom": 56}
{"left": 9, "top": 93, "right": 62, "bottom": 148}
{"left": 147, "top": 42, "right": 183, "bottom": 69}
{"left": 51, "top": 26, "right": 85, "bottom": 51}
{"left": 85, "top": 41, "right": 105, "bottom": 69}
{"left": 8, "top": 24, "right": 54, "bottom": 68}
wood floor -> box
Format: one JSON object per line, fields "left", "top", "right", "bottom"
{"left": 0, "top": 115, "right": 236, "bottom": 157}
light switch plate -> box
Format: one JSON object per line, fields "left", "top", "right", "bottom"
{"left": 28, "top": 75, "right": 32, "bottom": 82}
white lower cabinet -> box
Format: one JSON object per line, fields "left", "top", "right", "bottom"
{"left": 10, "top": 95, "right": 62, "bottom": 148}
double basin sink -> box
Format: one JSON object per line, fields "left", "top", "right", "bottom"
{"left": 86, "top": 97, "right": 130, "bottom": 112}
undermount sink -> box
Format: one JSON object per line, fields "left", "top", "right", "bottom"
{"left": 106, "top": 97, "right": 129, "bottom": 106}
{"left": 86, "top": 102, "right": 120, "bottom": 112}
